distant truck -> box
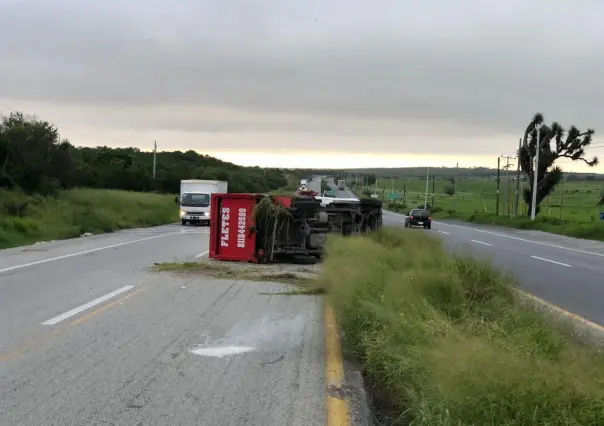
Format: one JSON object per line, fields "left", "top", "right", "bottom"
{"left": 177, "top": 179, "right": 228, "bottom": 226}
{"left": 337, "top": 179, "right": 345, "bottom": 190}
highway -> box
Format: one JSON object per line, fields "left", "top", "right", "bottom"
{"left": 0, "top": 225, "right": 326, "bottom": 425}
{"left": 320, "top": 177, "right": 604, "bottom": 328}
{"left": 4, "top": 175, "right": 604, "bottom": 425}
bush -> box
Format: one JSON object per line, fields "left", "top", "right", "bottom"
{"left": 320, "top": 228, "right": 604, "bottom": 425}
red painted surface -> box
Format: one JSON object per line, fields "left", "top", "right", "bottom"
{"left": 272, "top": 196, "right": 292, "bottom": 208}
{"left": 209, "top": 193, "right": 259, "bottom": 262}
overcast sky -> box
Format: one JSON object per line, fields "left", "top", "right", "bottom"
{"left": 1, "top": 0, "right": 603, "bottom": 170}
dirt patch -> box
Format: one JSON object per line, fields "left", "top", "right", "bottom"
{"left": 258, "top": 287, "right": 327, "bottom": 296}
{"left": 152, "top": 258, "right": 323, "bottom": 289}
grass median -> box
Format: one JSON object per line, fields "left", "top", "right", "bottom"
{"left": 0, "top": 188, "right": 177, "bottom": 249}
{"left": 321, "top": 227, "right": 604, "bottom": 425}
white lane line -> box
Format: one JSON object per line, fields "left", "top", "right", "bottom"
{"left": 41, "top": 285, "right": 135, "bottom": 325}
{"left": 470, "top": 239, "right": 492, "bottom": 246}
{"left": 195, "top": 250, "right": 209, "bottom": 259}
{"left": 531, "top": 256, "right": 572, "bottom": 268}
{"left": 0, "top": 232, "right": 180, "bottom": 275}
{"left": 434, "top": 221, "right": 604, "bottom": 258}
{"left": 437, "top": 230, "right": 450, "bottom": 235}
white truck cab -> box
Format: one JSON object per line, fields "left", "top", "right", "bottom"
{"left": 178, "top": 179, "right": 228, "bottom": 226}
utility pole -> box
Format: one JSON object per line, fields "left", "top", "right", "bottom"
{"left": 424, "top": 167, "right": 430, "bottom": 209}
{"left": 152, "top": 141, "right": 157, "bottom": 180}
{"left": 530, "top": 126, "right": 541, "bottom": 220}
{"left": 559, "top": 173, "right": 565, "bottom": 220}
{"left": 453, "top": 162, "right": 458, "bottom": 212}
{"left": 374, "top": 172, "right": 378, "bottom": 196}
{"left": 496, "top": 157, "right": 501, "bottom": 216}
{"left": 514, "top": 138, "right": 521, "bottom": 217}
{"left": 500, "top": 155, "right": 515, "bottom": 216}
{"left": 431, "top": 173, "right": 436, "bottom": 207}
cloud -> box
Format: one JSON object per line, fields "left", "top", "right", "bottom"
{"left": 1, "top": 0, "right": 603, "bottom": 161}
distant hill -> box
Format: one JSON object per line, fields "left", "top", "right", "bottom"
{"left": 288, "top": 166, "right": 604, "bottom": 182}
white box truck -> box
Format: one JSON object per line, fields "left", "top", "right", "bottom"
{"left": 178, "top": 179, "right": 228, "bottom": 226}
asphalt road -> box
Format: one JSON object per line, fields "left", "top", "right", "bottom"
{"left": 0, "top": 225, "right": 326, "bottom": 426}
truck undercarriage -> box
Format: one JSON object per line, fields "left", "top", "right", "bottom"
{"left": 209, "top": 193, "right": 383, "bottom": 265}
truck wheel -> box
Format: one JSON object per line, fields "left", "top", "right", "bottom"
{"left": 292, "top": 255, "right": 317, "bottom": 265}
{"left": 293, "top": 199, "right": 321, "bottom": 212}
{"left": 359, "top": 198, "right": 382, "bottom": 207}
{"left": 181, "top": 220, "right": 187, "bottom": 226}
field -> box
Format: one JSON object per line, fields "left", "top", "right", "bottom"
{"left": 0, "top": 188, "right": 177, "bottom": 249}
{"left": 321, "top": 228, "right": 604, "bottom": 425}
{"left": 353, "top": 175, "right": 604, "bottom": 240}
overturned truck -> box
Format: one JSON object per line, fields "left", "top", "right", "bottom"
{"left": 209, "top": 193, "right": 382, "bottom": 264}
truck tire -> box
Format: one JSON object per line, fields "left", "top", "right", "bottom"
{"left": 181, "top": 220, "right": 187, "bottom": 226}
{"left": 359, "top": 198, "right": 382, "bottom": 207}
{"left": 292, "top": 199, "right": 321, "bottom": 212}
{"left": 292, "top": 255, "right": 317, "bottom": 265}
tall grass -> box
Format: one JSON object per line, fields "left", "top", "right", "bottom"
{"left": 321, "top": 228, "right": 604, "bottom": 425}
{"left": 0, "top": 188, "right": 177, "bottom": 249}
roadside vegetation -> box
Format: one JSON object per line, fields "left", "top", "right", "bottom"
{"left": 364, "top": 176, "right": 604, "bottom": 241}
{"left": 321, "top": 227, "right": 604, "bottom": 425}
{"left": 0, "top": 110, "right": 288, "bottom": 248}
{"left": 0, "top": 188, "right": 177, "bottom": 249}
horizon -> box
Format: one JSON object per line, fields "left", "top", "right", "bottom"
{"left": 2, "top": 1, "right": 604, "bottom": 175}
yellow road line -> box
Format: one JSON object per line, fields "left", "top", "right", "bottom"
{"left": 70, "top": 286, "right": 146, "bottom": 326}
{"left": 516, "top": 289, "right": 604, "bottom": 334}
{"left": 324, "top": 301, "right": 350, "bottom": 426}
{"left": 0, "top": 329, "right": 61, "bottom": 363}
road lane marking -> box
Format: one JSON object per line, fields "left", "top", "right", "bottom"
{"left": 470, "top": 239, "right": 492, "bottom": 246}
{"left": 42, "top": 286, "right": 135, "bottom": 325}
{"left": 70, "top": 286, "right": 146, "bottom": 326}
{"left": 531, "top": 256, "right": 572, "bottom": 268}
{"left": 0, "top": 329, "right": 62, "bottom": 363}
{"left": 195, "top": 250, "right": 209, "bottom": 259}
{"left": 324, "top": 302, "right": 350, "bottom": 426}
{"left": 0, "top": 232, "right": 181, "bottom": 275}
{"left": 437, "top": 230, "right": 450, "bottom": 235}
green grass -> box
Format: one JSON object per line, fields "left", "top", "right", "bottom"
{"left": 320, "top": 227, "right": 604, "bottom": 425}
{"left": 358, "top": 177, "right": 604, "bottom": 241}
{"left": 0, "top": 188, "right": 177, "bottom": 249}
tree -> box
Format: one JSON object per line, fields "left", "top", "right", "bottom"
{"left": 518, "top": 113, "right": 598, "bottom": 216}
{"left": 444, "top": 184, "right": 455, "bottom": 196}
{"left": 0, "top": 111, "right": 287, "bottom": 195}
